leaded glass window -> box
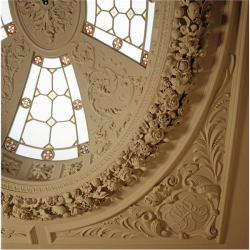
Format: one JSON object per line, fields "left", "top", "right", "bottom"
{"left": 1, "top": 0, "right": 17, "bottom": 40}
{"left": 3, "top": 54, "right": 89, "bottom": 161}
{"left": 84, "top": 0, "right": 155, "bottom": 66}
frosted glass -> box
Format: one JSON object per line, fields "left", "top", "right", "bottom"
{"left": 93, "top": 28, "right": 114, "bottom": 47}
{"left": 144, "top": 1, "right": 155, "bottom": 52}
{"left": 22, "top": 120, "right": 50, "bottom": 147}
{"left": 53, "top": 148, "right": 78, "bottom": 161}
{"left": 9, "top": 106, "right": 29, "bottom": 141}
{"left": 97, "top": 0, "right": 113, "bottom": 11}
{"left": 16, "top": 145, "right": 43, "bottom": 160}
{"left": 114, "top": 14, "right": 129, "bottom": 39}
{"left": 31, "top": 95, "right": 52, "bottom": 121}
{"left": 1, "top": 1, "right": 12, "bottom": 24}
{"left": 37, "top": 68, "right": 52, "bottom": 95}
{"left": 120, "top": 42, "right": 142, "bottom": 62}
{"left": 53, "top": 68, "right": 68, "bottom": 95}
{"left": 96, "top": 11, "right": 112, "bottom": 31}
{"left": 22, "top": 64, "right": 41, "bottom": 100}
{"left": 64, "top": 65, "right": 81, "bottom": 101}
{"left": 52, "top": 96, "right": 73, "bottom": 121}
{"left": 50, "top": 122, "right": 77, "bottom": 148}
{"left": 131, "top": 16, "right": 145, "bottom": 46}
{"left": 43, "top": 58, "right": 61, "bottom": 68}
{"left": 115, "top": 0, "right": 130, "bottom": 13}
{"left": 75, "top": 109, "right": 89, "bottom": 143}
{"left": 86, "top": 0, "right": 96, "bottom": 24}
{"left": 1, "top": 27, "right": 7, "bottom": 40}
{"left": 132, "top": 0, "right": 146, "bottom": 14}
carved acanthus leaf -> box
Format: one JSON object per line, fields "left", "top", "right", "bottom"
{"left": 1, "top": 228, "right": 26, "bottom": 238}
{"left": 1, "top": 155, "right": 21, "bottom": 176}
{"left": 29, "top": 164, "right": 54, "bottom": 180}
{"left": 62, "top": 162, "right": 83, "bottom": 178}
{"left": 193, "top": 55, "right": 235, "bottom": 180}
{"left": 1, "top": 37, "right": 30, "bottom": 106}
{"left": 17, "top": 0, "right": 76, "bottom": 44}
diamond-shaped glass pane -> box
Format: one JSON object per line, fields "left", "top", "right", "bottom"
{"left": 48, "top": 91, "right": 57, "bottom": 100}
{"left": 110, "top": 7, "right": 118, "bottom": 17}
{"left": 126, "top": 9, "right": 135, "bottom": 19}
{"left": 47, "top": 118, "right": 56, "bottom": 127}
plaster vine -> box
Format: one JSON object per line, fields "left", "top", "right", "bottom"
{"left": 1, "top": 37, "right": 30, "bottom": 106}
{"left": 1, "top": 0, "right": 213, "bottom": 221}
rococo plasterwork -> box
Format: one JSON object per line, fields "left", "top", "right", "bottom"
{"left": 1, "top": 0, "right": 215, "bottom": 230}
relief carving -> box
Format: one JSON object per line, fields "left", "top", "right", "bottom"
{"left": 1, "top": 1, "right": 214, "bottom": 222}
{"left": 71, "top": 41, "right": 141, "bottom": 119}
{"left": 1, "top": 37, "right": 30, "bottom": 106}
{"left": 92, "top": 141, "right": 112, "bottom": 162}
{"left": 55, "top": 164, "right": 219, "bottom": 240}
{"left": 62, "top": 161, "right": 83, "bottom": 177}
{"left": 1, "top": 228, "right": 26, "bottom": 238}
{"left": 17, "top": 0, "right": 77, "bottom": 45}
{"left": 1, "top": 155, "right": 21, "bottom": 176}
{"left": 28, "top": 164, "right": 54, "bottom": 180}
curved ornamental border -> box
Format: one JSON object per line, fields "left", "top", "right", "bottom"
{"left": 1, "top": 1, "right": 213, "bottom": 221}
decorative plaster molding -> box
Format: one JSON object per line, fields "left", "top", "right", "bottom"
{"left": 1, "top": 37, "right": 30, "bottom": 106}
{"left": 28, "top": 164, "right": 54, "bottom": 180}
{"left": 71, "top": 41, "right": 142, "bottom": 119}
{"left": 1, "top": 228, "right": 26, "bottom": 239}
{"left": 17, "top": 0, "right": 77, "bottom": 45}
{"left": 1, "top": 155, "right": 21, "bottom": 177}
{"left": 1, "top": 1, "right": 213, "bottom": 221}
{"left": 55, "top": 163, "right": 219, "bottom": 240}
{"left": 62, "top": 162, "right": 84, "bottom": 178}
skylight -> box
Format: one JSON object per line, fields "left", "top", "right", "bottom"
{"left": 84, "top": 0, "right": 155, "bottom": 66}
{"left": 4, "top": 54, "right": 89, "bottom": 161}
{"left": 1, "top": 0, "right": 17, "bottom": 40}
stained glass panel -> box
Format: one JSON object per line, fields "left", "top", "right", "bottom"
{"left": 5, "top": 56, "right": 90, "bottom": 161}
{"left": 85, "top": 0, "right": 155, "bottom": 65}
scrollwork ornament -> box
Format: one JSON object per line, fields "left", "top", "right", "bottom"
{"left": 1, "top": 1, "right": 214, "bottom": 223}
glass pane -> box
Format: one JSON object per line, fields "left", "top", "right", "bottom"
{"left": 53, "top": 68, "right": 68, "bottom": 95}
{"left": 53, "top": 148, "right": 78, "bottom": 161}
{"left": 50, "top": 122, "right": 77, "bottom": 148}
{"left": 43, "top": 58, "right": 61, "bottom": 68}
{"left": 131, "top": 16, "right": 145, "bottom": 46}
{"left": 52, "top": 96, "right": 73, "bottom": 121}
{"left": 144, "top": 1, "right": 155, "bottom": 52}
{"left": 37, "top": 68, "right": 52, "bottom": 95}
{"left": 97, "top": 0, "right": 113, "bottom": 11}
{"left": 9, "top": 106, "right": 29, "bottom": 141}
{"left": 120, "top": 41, "right": 142, "bottom": 62}
{"left": 75, "top": 109, "right": 89, "bottom": 144}
{"left": 96, "top": 11, "right": 112, "bottom": 31}
{"left": 22, "top": 64, "right": 41, "bottom": 100}
{"left": 22, "top": 120, "right": 50, "bottom": 148}
{"left": 64, "top": 65, "right": 81, "bottom": 101}
{"left": 114, "top": 14, "right": 129, "bottom": 39}
{"left": 86, "top": 0, "right": 96, "bottom": 24}
{"left": 93, "top": 27, "right": 114, "bottom": 47}
{"left": 16, "top": 145, "right": 43, "bottom": 160}
{"left": 1, "top": 0, "right": 12, "bottom": 24}
{"left": 132, "top": 0, "right": 146, "bottom": 14}
{"left": 1, "top": 27, "right": 7, "bottom": 40}
{"left": 30, "top": 95, "right": 52, "bottom": 121}
{"left": 115, "top": 0, "right": 130, "bottom": 13}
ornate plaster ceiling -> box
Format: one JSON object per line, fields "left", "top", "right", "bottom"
{"left": 1, "top": 0, "right": 248, "bottom": 249}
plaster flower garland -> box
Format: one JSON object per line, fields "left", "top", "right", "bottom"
{"left": 1, "top": 0, "right": 213, "bottom": 221}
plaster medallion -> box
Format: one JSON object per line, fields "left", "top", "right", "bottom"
{"left": 16, "top": 0, "right": 79, "bottom": 50}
